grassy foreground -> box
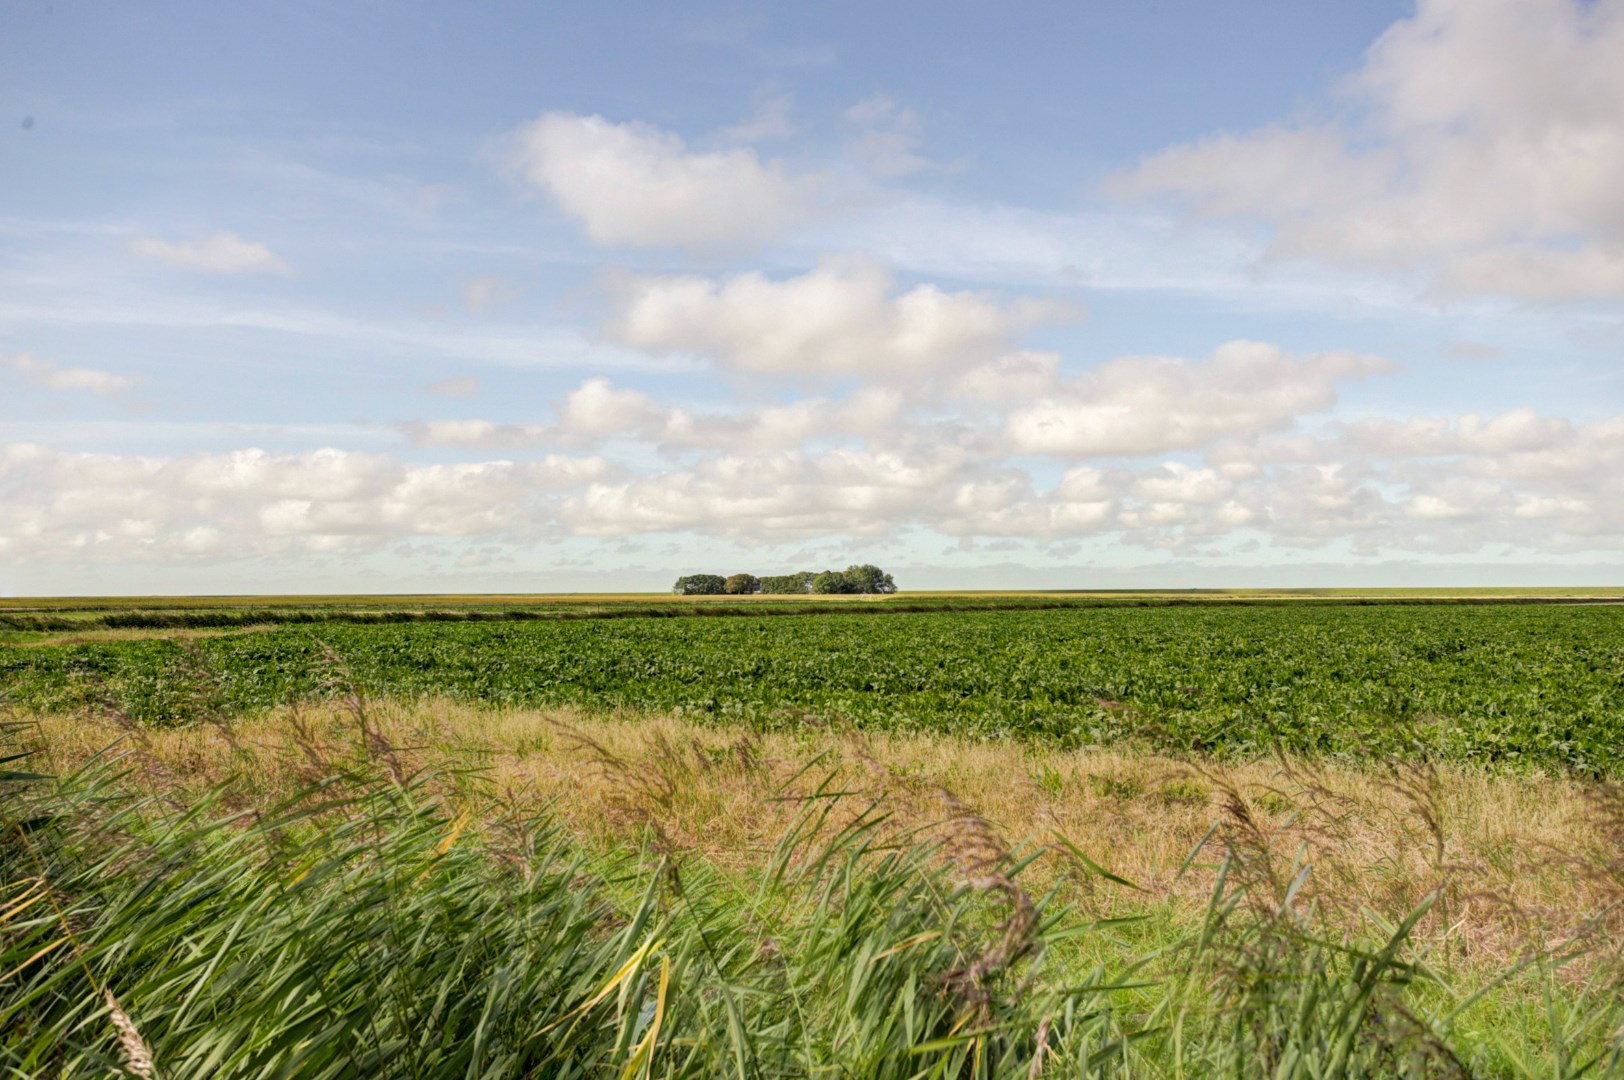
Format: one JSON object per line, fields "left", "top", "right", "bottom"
{"left": 5, "top": 696, "right": 1623, "bottom": 1077}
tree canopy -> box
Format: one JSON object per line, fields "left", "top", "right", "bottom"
{"left": 679, "top": 565, "right": 896, "bottom": 596}
{"left": 841, "top": 564, "right": 897, "bottom": 595}
{"left": 671, "top": 574, "right": 727, "bottom": 595}
{"left": 723, "top": 573, "right": 760, "bottom": 595}
{"left": 759, "top": 572, "right": 814, "bottom": 594}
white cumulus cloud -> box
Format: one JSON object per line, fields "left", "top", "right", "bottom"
{"left": 1004, "top": 341, "right": 1392, "bottom": 457}
{"left": 404, "top": 378, "right": 907, "bottom": 455}
{"left": 603, "top": 256, "right": 1064, "bottom": 377}
{"left": 0, "top": 445, "right": 611, "bottom": 561}
{"left": 1111, "top": 0, "right": 1624, "bottom": 300}
{"left": 8, "top": 406, "right": 1623, "bottom": 562}
{"left": 505, "top": 111, "right": 824, "bottom": 251}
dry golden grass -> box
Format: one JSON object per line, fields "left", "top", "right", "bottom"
{"left": 24, "top": 698, "right": 1614, "bottom": 973}
{"left": 3, "top": 626, "right": 279, "bottom": 648}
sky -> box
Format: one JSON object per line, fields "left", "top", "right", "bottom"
{"left": 3, "top": 0, "right": 1623, "bottom": 595}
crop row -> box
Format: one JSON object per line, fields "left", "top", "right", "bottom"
{"left": 4, "top": 604, "right": 1621, "bottom": 773}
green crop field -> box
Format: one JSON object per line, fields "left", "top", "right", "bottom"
{"left": 6, "top": 601, "right": 1621, "bottom": 773}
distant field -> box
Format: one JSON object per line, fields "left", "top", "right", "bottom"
{"left": 3, "top": 586, "right": 1619, "bottom": 642}
{"left": 5, "top": 584, "right": 1623, "bottom": 613}
{"left": 6, "top": 601, "right": 1621, "bottom": 774}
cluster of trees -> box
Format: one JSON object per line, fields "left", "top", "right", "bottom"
{"left": 672, "top": 564, "right": 897, "bottom": 596}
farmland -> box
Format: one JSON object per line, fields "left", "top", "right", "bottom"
{"left": 4, "top": 600, "right": 1622, "bottom": 773}
{"left": 5, "top": 596, "right": 1624, "bottom": 1076}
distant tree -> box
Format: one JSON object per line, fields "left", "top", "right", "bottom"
{"left": 723, "top": 573, "right": 760, "bottom": 595}
{"left": 810, "top": 570, "right": 855, "bottom": 594}
{"left": 841, "top": 564, "right": 897, "bottom": 595}
{"left": 672, "top": 574, "right": 727, "bottom": 595}
{"left": 759, "top": 571, "right": 814, "bottom": 594}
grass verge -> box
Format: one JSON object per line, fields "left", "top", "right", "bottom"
{"left": 5, "top": 696, "right": 1623, "bottom": 1076}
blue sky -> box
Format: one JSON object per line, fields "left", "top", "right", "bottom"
{"left": 3, "top": 0, "right": 1622, "bottom": 594}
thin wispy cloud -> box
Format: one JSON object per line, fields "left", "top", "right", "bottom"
{"left": 462, "top": 275, "right": 525, "bottom": 313}
{"left": 130, "top": 231, "right": 291, "bottom": 275}
{"left": 425, "top": 376, "right": 481, "bottom": 397}
{"left": 844, "top": 95, "right": 931, "bottom": 178}
{"left": 3, "top": 353, "right": 135, "bottom": 396}
{"left": 721, "top": 87, "right": 797, "bottom": 143}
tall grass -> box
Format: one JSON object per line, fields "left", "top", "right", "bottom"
{"left": 3, "top": 698, "right": 1623, "bottom": 1077}
{"left": 1, "top": 703, "right": 1138, "bottom": 1076}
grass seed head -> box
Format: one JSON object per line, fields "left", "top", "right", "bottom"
{"left": 104, "top": 989, "right": 154, "bottom": 1079}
